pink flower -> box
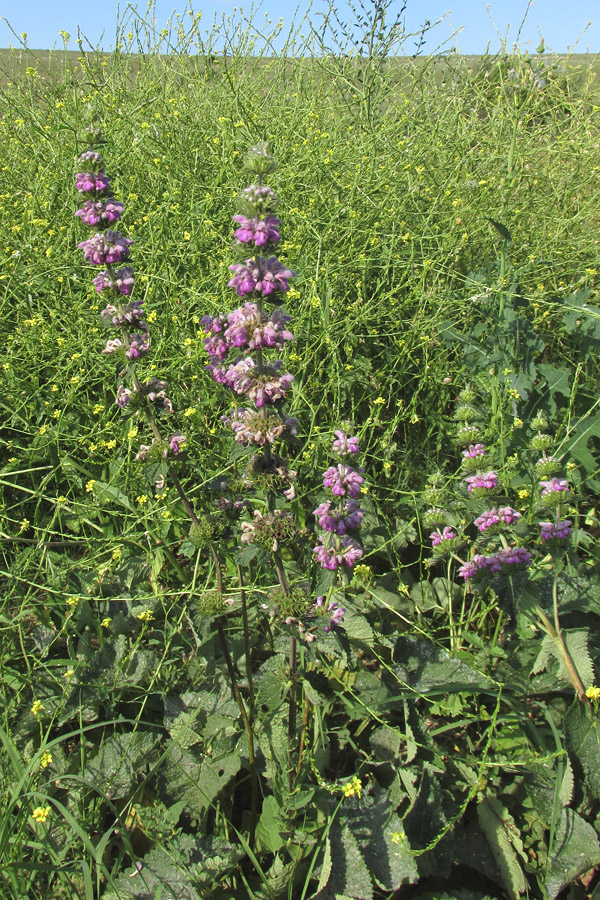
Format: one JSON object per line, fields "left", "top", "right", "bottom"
{"left": 462, "top": 443, "right": 485, "bottom": 458}
{"left": 75, "top": 171, "right": 111, "bottom": 193}
{"left": 233, "top": 215, "right": 281, "bottom": 247}
{"left": 322, "top": 464, "right": 364, "bottom": 499}
{"left": 465, "top": 471, "right": 498, "bottom": 492}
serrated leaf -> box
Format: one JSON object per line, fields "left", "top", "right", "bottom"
{"left": 477, "top": 795, "right": 527, "bottom": 900}
{"left": 311, "top": 819, "right": 373, "bottom": 900}
{"left": 163, "top": 743, "right": 241, "bottom": 816}
{"left": 394, "top": 636, "right": 492, "bottom": 693}
{"left": 85, "top": 731, "right": 159, "bottom": 800}
{"left": 545, "top": 807, "right": 600, "bottom": 899}
{"left": 103, "top": 833, "right": 241, "bottom": 900}
{"left": 404, "top": 766, "right": 447, "bottom": 850}
{"left": 370, "top": 726, "right": 402, "bottom": 761}
{"left": 342, "top": 611, "right": 374, "bottom": 645}
{"left": 565, "top": 701, "right": 600, "bottom": 801}
{"left": 256, "top": 795, "right": 285, "bottom": 853}
{"left": 558, "top": 756, "right": 574, "bottom": 807}
{"left": 365, "top": 814, "right": 418, "bottom": 891}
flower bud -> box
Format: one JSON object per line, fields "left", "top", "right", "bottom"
{"left": 245, "top": 141, "right": 277, "bottom": 175}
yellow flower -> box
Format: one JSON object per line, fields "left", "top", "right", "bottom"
{"left": 373, "top": 397, "right": 385, "bottom": 406}
{"left": 32, "top": 806, "right": 51, "bottom": 824}
{"left": 66, "top": 596, "right": 78, "bottom": 607}
{"left": 85, "top": 480, "right": 96, "bottom": 493}
{"left": 40, "top": 751, "right": 53, "bottom": 769}
{"left": 136, "top": 495, "right": 148, "bottom": 506}
{"left": 586, "top": 685, "right": 600, "bottom": 702}
{"left": 513, "top": 418, "right": 523, "bottom": 428}
{"left": 31, "top": 700, "right": 44, "bottom": 716}
{"left": 342, "top": 776, "right": 362, "bottom": 798}
{"left": 19, "top": 518, "right": 30, "bottom": 533}
{"left": 518, "top": 488, "right": 530, "bottom": 500}
{"left": 136, "top": 610, "right": 155, "bottom": 623}
{"left": 64, "top": 668, "right": 74, "bottom": 679}
{"left": 101, "top": 617, "right": 112, "bottom": 628}
{"left": 127, "top": 428, "right": 138, "bottom": 440}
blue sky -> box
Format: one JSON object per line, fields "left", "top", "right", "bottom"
{"left": 1, "top": 0, "right": 598, "bottom": 54}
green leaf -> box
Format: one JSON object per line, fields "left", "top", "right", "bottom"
{"left": 103, "top": 833, "right": 241, "bottom": 900}
{"left": 477, "top": 795, "right": 527, "bottom": 900}
{"left": 565, "top": 701, "right": 600, "bottom": 801}
{"left": 533, "top": 630, "right": 595, "bottom": 690}
{"left": 256, "top": 795, "right": 286, "bottom": 853}
{"left": 486, "top": 217, "right": 512, "bottom": 242}
{"left": 342, "top": 611, "right": 374, "bottom": 645}
{"left": 84, "top": 731, "right": 159, "bottom": 799}
{"left": 312, "top": 819, "right": 373, "bottom": 900}
{"left": 404, "top": 766, "right": 447, "bottom": 850}
{"left": 393, "top": 636, "right": 492, "bottom": 694}
{"left": 545, "top": 807, "right": 600, "bottom": 899}
{"left": 163, "top": 743, "right": 241, "bottom": 816}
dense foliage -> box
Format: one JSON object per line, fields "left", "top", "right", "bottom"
{"left": 1, "top": 4, "right": 600, "bottom": 899}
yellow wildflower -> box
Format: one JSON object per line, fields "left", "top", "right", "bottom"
{"left": 31, "top": 700, "right": 44, "bottom": 716}
{"left": 40, "top": 751, "right": 53, "bottom": 769}
{"left": 32, "top": 806, "right": 51, "bottom": 824}
{"left": 342, "top": 776, "right": 362, "bottom": 798}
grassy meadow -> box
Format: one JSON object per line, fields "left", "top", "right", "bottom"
{"left": 1, "top": 5, "right": 600, "bottom": 899}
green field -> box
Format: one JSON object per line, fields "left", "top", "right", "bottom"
{"left": 1, "top": 7, "right": 600, "bottom": 899}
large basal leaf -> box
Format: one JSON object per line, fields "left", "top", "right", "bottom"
{"left": 162, "top": 741, "right": 241, "bottom": 816}
{"left": 334, "top": 787, "right": 418, "bottom": 891}
{"left": 102, "top": 833, "right": 241, "bottom": 900}
{"left": 477, "top": 794, "right": 527, "bottom": 900}
{"left": 311, "top": 818, "right": 373, "bottom": 900}
{"left": 84, "top": 731, "right": 160, "bottom": 800}
{"left": 404, "top": 766, "right": 447, "bottom": 851}
{"left": 565, "top": 701, "right": 600, "bottom": 801}
{"left": 256, "top": 794, "right": 286, "bottom": 853}
{"left": 545, "top": 807, "right": 600, "bottom": 899}
{"left": 393, "top": 636, "right": 492, "bottom": 694}
{"left": 532, "top": 629, "right": 595, "bottom": 690}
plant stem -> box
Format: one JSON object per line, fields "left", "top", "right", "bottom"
{"left": 536, "top": 577, "right": 590, "bottom": 705}
{"left": 237, "top": 564, "right": 255, "bottom": 724}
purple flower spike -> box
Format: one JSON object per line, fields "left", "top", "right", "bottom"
{"left": 465, "top": 471, "right": 498, "bottom": 492}
{"left": 75, "top": 199, "right": 124, "bottom": 226}
{"left": 323, "top": 600, "right": 346, "bottom": 631}
{"left": 314, "top": 499, "right": 364, "bottom": 535}
{"left": 75, "top": 171, "right": 111, "bottom": 194}
{"left": 233, "top": 215, "right": 281, "bottom": 247}
{"left": 228, "top": 256, "right": 295, "bottom": 298}
{"left": 322, "top": 463, "right": 365, "bottom": 499}
{"left": 462, "top": 443, "right": 485, "bottom": 458}
{"left": 496, "top": 546, "right": 532, "bottom": 566}
{"left": 498, "top": 506, "right": 521, "bottom": 525}
{"left": 126, "top": 331, "right": 150, "bottom": 360}
{"left": 540, "top": 478, "right": 569, "bottom": 496}
{"left": 169, "top": 433, "right": 186, "bottom": 454}
{"left": 332, "top": 430, "right": 359, "bottom": 457}
{"left": 313, "top": 535, "right": 363, "bottom": 570}
{"left": 78, "top": 230, "right": 133, "bottom": 266}
{"left": 539, "top": 520, "right": 573, "bottom": 541}
{"left": 93, "top": 266, "right": 135, "bottom": 295}
{"left": 430, "top": 526, "right": 457, "bottom": 546}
